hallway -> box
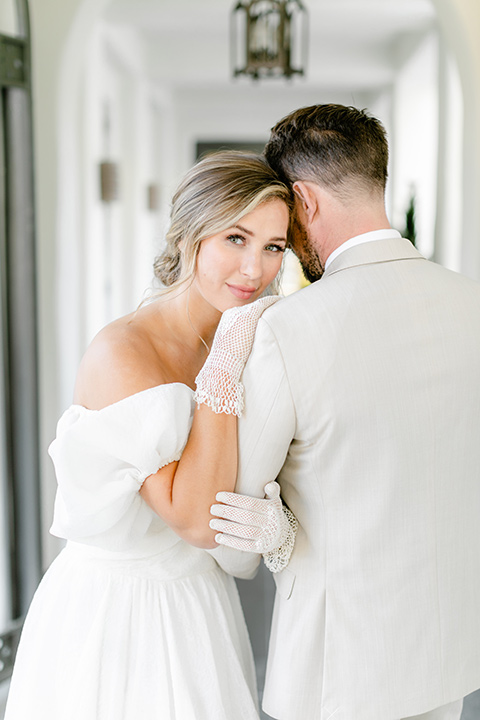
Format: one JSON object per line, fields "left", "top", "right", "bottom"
{"left": 1, "top": 0, "right": 480, "bottom": 717}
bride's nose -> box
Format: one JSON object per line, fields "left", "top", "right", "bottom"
{"left": 240, "top": 248, "right": 263, "bottom": 280}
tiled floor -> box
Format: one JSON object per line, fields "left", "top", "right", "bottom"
{"left": 236, "top": 564, "right": 275, "bottom": 719}
{"left": 0, "top": 681, "right": 8, "bottom": 718}
{"left": 462, "top": 689, "right": 480, "bottom": 719}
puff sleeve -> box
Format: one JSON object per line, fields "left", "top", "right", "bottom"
{"left": 49, "top": 383, "right": 194, "bottom": 551}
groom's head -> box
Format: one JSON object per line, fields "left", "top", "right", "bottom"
{"left": 264, "top": 104, "right": 390, "bottom": 282}
{"left": 264, "top": 104, "right": 389, "bottom": 199}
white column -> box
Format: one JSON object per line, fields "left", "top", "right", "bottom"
{"left": 30, "top": 0, "right": 112, "bottom": 567}
{"left": 432, "top": 0, "right": 480, "bottom": 280}
{"left": 433, "top": 38, "right": 463, "bottom": 271}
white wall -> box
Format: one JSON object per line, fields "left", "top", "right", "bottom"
{"left": 172, "top": 85, "right": 371, "bottom": 186}
{"left": 432, "top": 0, "right": 480, "bottom": 278}
{"left": 390, "top": 31, "right": 440, "bottom": 260}
{"left": 82, "top": 24, "right": 164, "bottom": 344}
{"left": 433, "top": 38, "right": 463, "bottom": 271}
{"left": 30, "top": 0, "right": 112, "bottom": 565}
{"left": 31, "top": 3, "right": 172, "bottom": 566}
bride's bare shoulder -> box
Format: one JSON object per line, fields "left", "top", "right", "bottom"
{"left": 73, "top": 311, "right": 166, "bottom": 410}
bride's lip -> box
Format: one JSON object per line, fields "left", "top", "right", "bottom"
{"left": 226, "top": 284, "right": 258, "bottom": 300}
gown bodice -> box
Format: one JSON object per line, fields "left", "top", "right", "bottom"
{"left": 49, "top": 382, "right": 195, "bottom": 556}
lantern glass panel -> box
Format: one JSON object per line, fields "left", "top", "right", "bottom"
{"left": 232, "top": 3, "right": 248, "bottom": 74}
{"left": 0, "top": 0, "right": 20, "bottom": 37}
{"left": 249, "top": 2, "right": 281, "bottom": 68}
{"left": 285, "top": 0, "right": 307, "bottom": 74}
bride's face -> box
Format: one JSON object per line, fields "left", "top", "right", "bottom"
{"left": 193, "top": 199, "right": 289, "bottom": 313}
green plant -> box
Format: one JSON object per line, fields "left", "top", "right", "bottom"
{"left": 403, "top": 189, "right": 417, "bottom": 247}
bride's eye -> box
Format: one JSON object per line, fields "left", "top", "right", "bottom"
{"left": 265, "top": 244, "right": 286, "bottom": 253}
{"left": 226, "top": 234, "right": 245, "bottom": 245}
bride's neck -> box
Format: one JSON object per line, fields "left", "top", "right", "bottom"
{"left": 161, "top": 282, "right": 221, "bottom": 355}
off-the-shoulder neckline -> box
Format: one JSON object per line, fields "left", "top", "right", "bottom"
{"left": 68, "top": 382, "right": 194, "bottom": 414}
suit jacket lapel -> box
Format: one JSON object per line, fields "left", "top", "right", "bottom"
{"left": 323, "top": 237, "right": 425, "bottom": 278}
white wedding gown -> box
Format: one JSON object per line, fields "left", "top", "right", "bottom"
{"left": 5, "top": 383, "right": 259, "bottom": 720}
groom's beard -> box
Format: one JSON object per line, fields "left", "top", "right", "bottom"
{"left": 291, "top": 216, "right": 324, "bottom": 283}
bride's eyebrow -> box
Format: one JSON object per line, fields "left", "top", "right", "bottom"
{"left": 232, "top": 224, "right": 253, "bottom": 236}
{"left": 232, "top": 224, "right": 287, "bottom": 244}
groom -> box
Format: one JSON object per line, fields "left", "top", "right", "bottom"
{"left": 210, "top": 105, "right": 480, "bottom": 720}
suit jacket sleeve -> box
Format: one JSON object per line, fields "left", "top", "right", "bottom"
{"left": 209, "top": 316, "right": 296, "bottom": 578}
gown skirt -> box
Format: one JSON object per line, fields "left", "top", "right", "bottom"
{"left": 5, "top": 540, "right": 259, "bottom": 720}
{"left": 4, "top": 384, "right": 260, "bottom": 720}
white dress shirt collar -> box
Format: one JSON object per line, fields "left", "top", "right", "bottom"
{"left": 324, "top": 229, "right": 402, "bottom": 271}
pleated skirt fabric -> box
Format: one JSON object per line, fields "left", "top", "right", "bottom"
{"left": 5, "top": 540, "right": 259, "bottom": 720}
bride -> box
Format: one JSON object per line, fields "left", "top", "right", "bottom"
{"left": 5, "top": 151, "right": 293, "bottom": 720}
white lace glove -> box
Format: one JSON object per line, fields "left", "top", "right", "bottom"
{"left": 209, "top": 481, "right": 297, "bottom": 573}
{"left": 194, "top": 295, "right": 280, "bottom": 417}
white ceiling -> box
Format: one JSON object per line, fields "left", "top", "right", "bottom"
{"left": 102, "top": 0, "right": 438, "bottom": 93}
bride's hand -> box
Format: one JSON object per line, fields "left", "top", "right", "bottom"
{"left": 194, "top": 295, "right": 281, "bottom": 417}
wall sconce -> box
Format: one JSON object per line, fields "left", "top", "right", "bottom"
{"left": 147, "top": 184, "right": 160, "bottom": 212}
{"left": 231, "top": 0, "right": 308, "bottom": 80}
{"left": 99, "top": 161, "right": 119, "bottom": 203}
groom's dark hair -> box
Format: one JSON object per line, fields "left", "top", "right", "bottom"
{"left": 264, "top": 104, "right": 389, "bottom": 199}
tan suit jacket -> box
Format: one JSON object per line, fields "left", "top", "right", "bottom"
{"left": 212, "top": 237, "right": 480, "bottom": 719}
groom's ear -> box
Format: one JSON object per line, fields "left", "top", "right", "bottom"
{"left": 292, "top": 181, "right": 319, "bottom": 223}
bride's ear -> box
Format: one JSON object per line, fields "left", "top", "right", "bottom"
{"left": 292, "top": 181, "right": 319, "bottom": 224}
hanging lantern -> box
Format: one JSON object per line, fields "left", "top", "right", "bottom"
{"left": 231, "top": 0, "right": 308, "bottom": 80}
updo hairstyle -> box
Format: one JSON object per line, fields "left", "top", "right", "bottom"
{"left": 153, "top": 151, "right": 292, "bottom": 292}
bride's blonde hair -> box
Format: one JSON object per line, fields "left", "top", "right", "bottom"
{"left": 153, "top": 151, "right": 292, "bottom": 293}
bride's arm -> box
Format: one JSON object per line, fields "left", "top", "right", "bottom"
{"left": 141, "top": 299, "right": 280, "bottom": 547}
{"left": 139, "top": 405, "right": 237, "bottom": 548}
{"left": 74, "top": 300, "right": 277, "bottom": 550}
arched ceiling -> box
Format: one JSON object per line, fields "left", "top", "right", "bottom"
{"left": 102, "top": 0, "right": 437, "bottom": 92}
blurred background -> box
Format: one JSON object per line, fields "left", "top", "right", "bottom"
{"left": 0, "top": 0, "right": 479, "bottom": 717}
